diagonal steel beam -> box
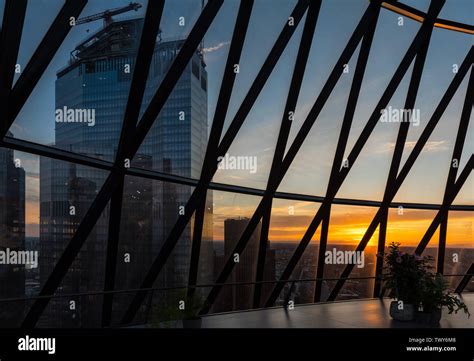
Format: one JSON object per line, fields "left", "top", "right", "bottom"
{"left": 3, "top": 134, "right": 472, "bottom": 213}
{"left": 332, "top": 49, "right": 473, "bottom": 286}
{"left": 22, "top": 171, "right": 121, "bottom": 328}
{"left": 414, "top": 155, "right": 474, "bottom": 255}
{"left": 253, "top": 0, "right": 322, "bottom": 309}
{"left": 372, "top": 2, "right": 438, "bottom": 296}
{"left": 4, "top": 0, "right": 87, "bottom": 138}
{"left": 115, "top": 1, "right": 165, "bottom": 162}
{"left": 314, "top": 209, "right": 330, "bottom": 302}
{"left": 215, "top": 0, "right": 311, "bottom": 158}
{"left": 204, "top": 0, "right": 383, "bottom": 313}
{"left": 253, "top": 201, "right": 272, "bottom": 308}
{"left": 313, "top": 4, "right": 380, "bottom": 302}
{"left": 455, "top": 263, "right": 474, "bottom": 293}
{"left": 187, "top": 195, "right": 207, "bottom": 300}
{"left": 264, "top": 0, "right": 445, "bottom": 307}
{"left": 101, "top": 0, "right": 165, "bottom": 328}
{"left": 373, "top": 207, "right": 388, "bottom": 298}
{"left": 437, "top": 217, "right": 448, "bottom": 272}
{"left": 188, "top": 0, "right": 254, "bottom": 301}
{"left": 394, "top": 47, "right": 473, "bottom": 196}
{"left": 435, "top": 68, "right": 473, "bottom": 273}
{"left": 328, "top": 48, "right": 472, "bottom": 301}
{"left": 22, "top": 0, "right": 222, "bottom": 329}
{"left": 0, "top": 0, "right": 27, "bottom": 138}
{"left": 120, "top": 0, "right": 224, "bottom": 162}
{"left": 328, "top": 154, "right": 473, "bottom": 301}
{"left": 122, "top": 0, "right": 311, "bottom": 324}
{"left": 101, "top": 176, "right": 125, "bottom": 327}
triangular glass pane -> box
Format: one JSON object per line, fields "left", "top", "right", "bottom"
{"left": 199, "top": 190, "right": 262, "bottom": 314}
{"left": 444, "top": 210, "right": 474, "bottom": 291}
{"left": 344, "top": 4, "right": 421, "bottom": 157}
{"left": 13, "top": 0, "right": 65, "bottom": 87}
{"left": 111, "top": 177, "right": 196, "bottom": 327}
{"left": 262, "top": 199, "right": 321, "bottom": 305}
{"left": 136, "top": 0, "right": 232, "bottom": 180}
{"left": 32, "top": 155, "right": 108, "bottom": 327}
{"left": 400, "top": 0, "right": 431, "bottom": 12}
{"left": 453, "top": 173, "right": 473, "bottom": 205}
{"left": 336, "top": 62, "right": 413, "bottom": 202}
{"left": 220, "top": 0, "right": 298, "bottom": 138}
{"left": 290, "top": 0, "right": 368, "bottom": 147}
{"left": 213, "top": 8, "right": 306, "bottom": 190}
{"left": 322, "top": 204, "right": 379, "bottom": 301}
{"left": 386, "top": 207, "right": 438, "bottom": 263}
{"left": 438, "top": 0, "right": 473, "bottom": 24}
{"left": 402, "top": 26, "right": 472, "bottom": 170}
{"left": 394, "top": 74, "right": 469, "bottom": 204}
{"left": 277, "top": 49, "right": 357, "bottom": 197}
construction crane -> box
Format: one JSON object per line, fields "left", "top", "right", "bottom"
{"left": 75, "top": 2, "right": 142, "bottom": 28}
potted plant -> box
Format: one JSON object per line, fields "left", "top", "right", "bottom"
{"left": 384, "top": 242, "right": 470, "bottom": 323}
{"left": 151, "top": 290, "right": 185, "bottom": 328}
{"left": 182, "top": 294, "right": 204, "bottom": 329}
{"left": 384, "top": 243, "right": 430, "bottom": 321}
{"left": 416, "top": 273, "right": 470, "bottom": 324}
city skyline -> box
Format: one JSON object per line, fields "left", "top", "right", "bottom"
{"left": 0, "top": 0, "right": 472, "bottom": 342}
{"left": 3, "top": 0, "right": 471, "bottom": 249}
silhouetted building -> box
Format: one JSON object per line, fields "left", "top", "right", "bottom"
{"left": 213, "top": 218, "right": 275, "bottom": 312}
{"left": 40, "top": 18, "right": 212, "bottom": 326}
{"left": 0, "top": 132, "right": 26, "bottom": 326}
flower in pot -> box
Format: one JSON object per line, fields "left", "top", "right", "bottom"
{"left": 416, "top": 273, "right": 470, "bottom": 325}
{"left": 384, "top": 243, "right": 431, "bottom": 321}
{"left": 182, "top": 294, "right": 204, "bottom": 329}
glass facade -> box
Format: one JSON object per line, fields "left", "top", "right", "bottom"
{"left": 0, "top": 0, "right": 472, "bottom": 330}
{"left": 38, "top": 18, "right": 212, "bottom": 326}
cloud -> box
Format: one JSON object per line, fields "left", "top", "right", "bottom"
{"left": 10, "top": 123, "right": 26, "bottom": 137}
{"left": 201, "top": 41, "right": 230, "bottom": 54}
{"left": 381, "top": 140, "right": 449, "bottom": 154}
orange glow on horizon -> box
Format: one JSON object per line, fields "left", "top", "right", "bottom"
{"left": 210, "top": 203, "right": 472, "bottom": 248}
{"left": 25, "top": 197, "right": 472, "bottom": 248}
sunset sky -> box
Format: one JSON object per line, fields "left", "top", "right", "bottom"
{"left": 210, "top": 191, "right": 472, "bottom": 247}
{"left": 3, "top": 0, "right": 472, "bottom": 248}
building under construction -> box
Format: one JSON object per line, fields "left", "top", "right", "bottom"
{"left": 40, "top": 7, "right": 213, "bottom": 327}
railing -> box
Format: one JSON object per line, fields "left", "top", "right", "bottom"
{"left": 1, "top": 274, "right": 471, "bottom": 327}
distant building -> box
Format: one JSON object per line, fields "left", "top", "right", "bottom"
{"left": 213, "top": 218, "right": 275, "bottom": 312}
{"left": 40, "top": 18, "right": 212, "bottom": 327}
{"left": 0, "top": 132, "right": 26, "bottom": 326}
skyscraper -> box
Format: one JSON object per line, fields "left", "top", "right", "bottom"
{"left": 0, "top": 131, "right": 26, "bottom": 326}
{"left": 213, "top": 218, "right": 275, "bottom": 312}
{"left": 40, "top": 17, "right": 212, "bottom": 326}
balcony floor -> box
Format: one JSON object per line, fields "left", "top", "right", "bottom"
{"left": 201, "top": 294, "right": 474, "bottom": 328}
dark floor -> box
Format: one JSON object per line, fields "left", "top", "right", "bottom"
{"left": 201, "top": 293, "right": 474, "bottom": 328}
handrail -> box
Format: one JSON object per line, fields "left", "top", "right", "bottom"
{"left": 1, "top": 136, "right": 473, "bottom": 211}
{"left": 3, "top": 274, "right": 471, "bottom": 304}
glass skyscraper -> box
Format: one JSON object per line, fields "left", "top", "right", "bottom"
{"left": 39, "top": 18, "right": 213, "bottom": 327}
